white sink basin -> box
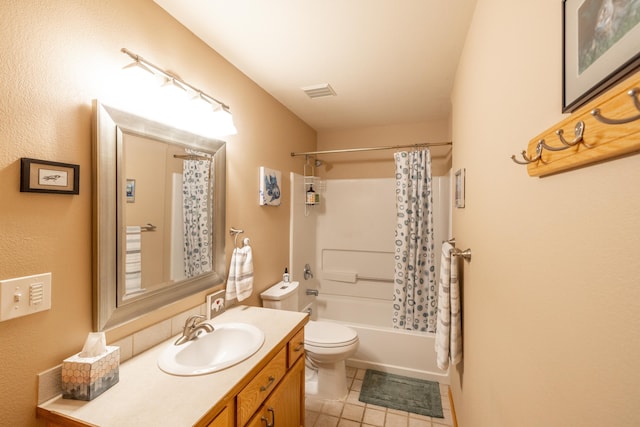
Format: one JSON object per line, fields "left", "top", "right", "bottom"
{"left": 158, "top": 322, "right": 265, "bottom": 376}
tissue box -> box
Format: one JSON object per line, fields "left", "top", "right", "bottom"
{"left": 61, "top": 346, "right": 120, "bottom": 401}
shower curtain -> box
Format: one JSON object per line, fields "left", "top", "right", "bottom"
{"left": 392, "top": 149, "right": 437, "bottom": 332}
{"left": 182, "top": 151, "right": 213, "bottom": 277}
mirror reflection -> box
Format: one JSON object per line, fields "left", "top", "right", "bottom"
{"left": 93, "top": 101, "right": 226, "bottom": 331}
{"left": 122, "top": 136, "right": 214, "bottom": 298}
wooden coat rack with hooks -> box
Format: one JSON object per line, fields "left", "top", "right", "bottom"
{"left": 512, "top": 70, "right": 640, "bottom": 177}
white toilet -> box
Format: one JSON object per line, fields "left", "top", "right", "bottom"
{"left": 260, "top": 281, "right": 359, "bottom": 400}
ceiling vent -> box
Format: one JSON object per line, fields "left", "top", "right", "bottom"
{"left": 302, "top": 83, "right": 336, "bottom": 99}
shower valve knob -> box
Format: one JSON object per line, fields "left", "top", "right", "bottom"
{"left": 303, "top": 263, "right": 314, "bottom": 280}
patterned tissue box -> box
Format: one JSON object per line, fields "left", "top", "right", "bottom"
{"left": 61, "top": 346, "right": 120, "bottom": 401}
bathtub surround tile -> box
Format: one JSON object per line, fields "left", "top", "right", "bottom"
{"left": 359, "top": 369, "right": 444, "bottom": 418}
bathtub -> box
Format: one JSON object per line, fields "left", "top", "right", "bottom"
{"left": 303, "top": 295, "right": 450, "bottom": 385}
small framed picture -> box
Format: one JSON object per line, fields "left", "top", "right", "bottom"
{"left": 455, "top": 168, "right": 465, "bottom": 209}
{"left": 259, "top": 166, "right": 282, "bottom": 206}
{"left": 20, "top": 158, "right": 79, "bottom": 195}
{"left": 126, "top": 179, "right": 136, "bottom": 203}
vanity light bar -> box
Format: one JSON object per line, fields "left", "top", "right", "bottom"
{"left": 120, "top": 48, "right": 231, "bottom": 112}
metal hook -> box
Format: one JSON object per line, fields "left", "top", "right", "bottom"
{"left": 558, "top": 120, "right": 587, "bottom": 147}
{"left": 511, "top": 140, "right": 544, "bottom": 165}
{"left": 591, "top": 88, "right": 640, "bottom": 125}
{"left": 540, "top": 120, "right": 589, "bottom": 150}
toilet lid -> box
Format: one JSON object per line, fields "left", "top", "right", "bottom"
{"left": 305, "top": 321, "right": 358, "bottom": 346}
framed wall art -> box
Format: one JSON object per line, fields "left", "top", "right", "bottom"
{"left": 20, "top": 158, "right": 79, "bottom": 195}
{"left": 259, "top": 166, "right": 282, "bottom": 206}
{"left": 455, "top": 168, "right": 465, "bottom": 209}
{"left": 126, "top": 179, "right": 136, "bottom": 203}
{"left": 563, "top": 0, "right": 640, "bottom": 112}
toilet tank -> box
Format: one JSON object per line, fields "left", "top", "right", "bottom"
{"left": 260, "top": 281, "right": 299, "bottom": 311}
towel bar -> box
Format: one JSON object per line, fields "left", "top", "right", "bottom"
{"left": 451, "top": 248, "right": 472, "bottom": 261}
{"left": 139, "top": 223, "right": 156, "bottom": 232}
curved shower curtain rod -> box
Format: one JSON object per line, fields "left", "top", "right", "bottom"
{"left": 290, "top": 141, "right": 452, "bottom": 157}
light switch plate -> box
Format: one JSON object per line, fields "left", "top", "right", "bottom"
{"left": 206, "top": 289, "right": 226, "bottom": 320}
{"left": 0, "top": 273, "right": 52, "bottom": 321}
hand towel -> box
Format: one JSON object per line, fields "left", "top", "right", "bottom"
{"left": 225, "top": 244, "right": 254, "bottom": 302}
{"left": 125, "top": 226, "right": 143, "bottom": 293}
{"left": 435, "top": 241, "right": 462, "bottom": 370}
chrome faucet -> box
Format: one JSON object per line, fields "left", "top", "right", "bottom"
{"left": 175, "top": 314, "right": 214, "bottom": 345}
{"left": 306, "top": 289, "right": 319, "bottom": 296}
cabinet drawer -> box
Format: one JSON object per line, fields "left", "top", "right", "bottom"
{"left": 288, "top": 327, "right": 305, "bottom": 368}
{"left": 237, "top": 347, "right": 287, "bottom": 426}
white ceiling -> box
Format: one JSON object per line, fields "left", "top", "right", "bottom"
{"left": 153, "top": 0, "right": 477, "bottom": 132}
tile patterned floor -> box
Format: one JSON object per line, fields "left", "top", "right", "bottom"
{"left": 305, "top": 367, "right": 454, "bottom": 427}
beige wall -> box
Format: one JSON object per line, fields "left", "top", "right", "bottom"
{"left": 0, "top": 1, "right": 315, "bottom": 426}
{"left": 317, "top": 120, "right": 452, "bottom": 179}
{"left": 450, "top": 1, "right": 640, "bottom": 426}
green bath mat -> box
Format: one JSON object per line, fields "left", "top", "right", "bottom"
{"left": 358, "top": 369, "right": 443, "bottom": 418}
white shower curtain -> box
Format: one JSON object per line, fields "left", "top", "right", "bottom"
{"left": 182, "top": 151, "right": 213, "bottom": 277}
{"left": 392, "top": 149, "right": 437, "bottom": 332}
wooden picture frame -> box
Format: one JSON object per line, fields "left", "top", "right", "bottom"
{"left": 20, "top": 158, "right": 79, "bottom": 195}
{"left": 563, "top": 0, "right": 640, "bottom": 112}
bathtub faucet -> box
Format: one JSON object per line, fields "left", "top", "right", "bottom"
{"left": 306, "top": 289, "right": 319, "bottom": 296}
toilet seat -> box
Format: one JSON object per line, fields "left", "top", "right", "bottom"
{"left": 304, "top": 321, "right": 358, "bottom": 348}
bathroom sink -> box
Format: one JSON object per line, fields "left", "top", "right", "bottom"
{"left": 158, "top": 322, "right": 265, "bottom": 376}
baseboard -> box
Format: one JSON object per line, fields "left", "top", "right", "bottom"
{"left": 448, "top": 386, "right": 458, "bottom": 427}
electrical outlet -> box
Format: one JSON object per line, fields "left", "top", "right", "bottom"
{"left": 206, "top": 290, "right": 226, "bottom": 320}
{"left": 0, "top": 273, "right": 52, "bottom": 321}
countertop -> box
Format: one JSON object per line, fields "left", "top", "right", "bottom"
{"left": 38, "top": 306, "right": 308, "bottom": 426}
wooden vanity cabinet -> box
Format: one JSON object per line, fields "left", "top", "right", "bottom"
{"left": 37, "top": 313, "right": 307, "bottom": 427}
